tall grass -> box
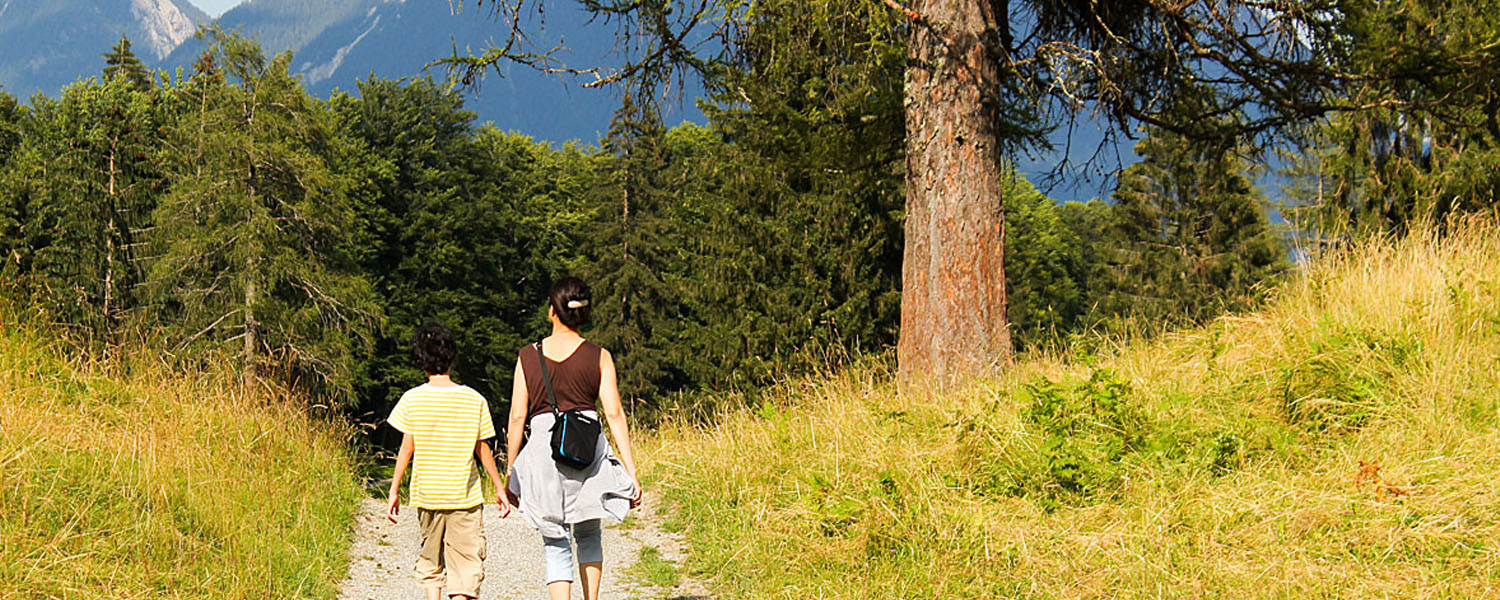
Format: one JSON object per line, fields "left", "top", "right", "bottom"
{"left": 646, "top": 218, "right": 1500, "bottom": 598}
{"left": 0, "top": 321, "right": 362, "bottom": 599}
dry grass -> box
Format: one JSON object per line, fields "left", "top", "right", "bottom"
{"left": 0, "top": 322, "right": 362, "bottom": 599}
{"left": 645, "top": 218, "right": 1500, "bottom": 598}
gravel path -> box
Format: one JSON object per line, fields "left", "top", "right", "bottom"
{"left": 338, "top": 495, "right": 711, "bottom": 600}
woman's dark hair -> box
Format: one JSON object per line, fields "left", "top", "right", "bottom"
{"left": 410, "top": 322, "right": 458, "bottom": 375}
{"left": 548, "top": 276, "right": 592, "bottom": 329}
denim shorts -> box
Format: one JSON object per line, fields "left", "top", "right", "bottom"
{"left": 542, "top": 519, "right": 603, "bottom": 583}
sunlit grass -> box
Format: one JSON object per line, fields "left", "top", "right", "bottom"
{"left": 0, "top": 322, "right": 363, "bottom": 599}
{"left": 628, "top": 545, "right": 682, "bottom": 591}
{"left": 644, "top": 217, "right": 1500, "bottom": 598}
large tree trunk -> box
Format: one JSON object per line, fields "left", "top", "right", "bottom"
{"left": 898, "top": 0, "right": 1011, "bottom": 384}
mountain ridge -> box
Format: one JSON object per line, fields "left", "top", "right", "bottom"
{"left": 0, "top": 0, "right": 668, "bottom": 142}
{"left": 0, "top": 0, "right": 209, "bottom": 98}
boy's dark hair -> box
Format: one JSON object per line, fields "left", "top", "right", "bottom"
{"left": 548, "top": 276, "right": 592, "bottom": 329}
{"left": 410, "top": 323, "right": 458, "bottom": 375}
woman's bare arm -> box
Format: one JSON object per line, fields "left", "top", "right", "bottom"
{"left": 504, "top": 357, "right": 529, "bottom": 506}
{"left": 598, "top": 349, "right": 642, "bottom": 504}
{"left": 506, "top": 357, "right": 529, "bottom": 463}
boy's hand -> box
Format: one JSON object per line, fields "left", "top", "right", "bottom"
{"left": 386, "top": 489, "right": 401, "bottom": 523}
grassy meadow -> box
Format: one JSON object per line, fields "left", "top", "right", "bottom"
{"left": 644, "top": 218, "right": 1500, "bottom": 598}
{"left": 0, "top": 322, "right": 363, "bottom": 599}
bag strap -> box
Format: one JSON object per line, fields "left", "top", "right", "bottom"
{"left": 534, "top": 341, "right": 560, "bottom": 415}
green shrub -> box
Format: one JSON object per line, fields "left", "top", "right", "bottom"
{"left": 972, "top": 369, "right": 1149, "bottom": 508}
{"left": 1278, "top": 323, "right": 1421, "bottom": 432}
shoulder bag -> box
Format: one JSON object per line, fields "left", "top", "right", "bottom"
{"left": 535, "top": 341, "right": 601, "bottom": 470}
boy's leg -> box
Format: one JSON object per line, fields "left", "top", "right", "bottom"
{"left": 441, "top": 505, "right": 486, "bottom": 599}
{"left": 543, "top": 528, "right": 574, "bottom": 600}
{"left": 415, "top": 509, "right": 448, "bottom": 596}
{"left": 574, "top": 519, "right": 604, "bottom": 600}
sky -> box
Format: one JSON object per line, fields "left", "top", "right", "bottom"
{"left": 185, "top": 0, "right": 240, "bottom": 17}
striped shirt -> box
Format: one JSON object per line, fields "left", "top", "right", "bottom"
{"left": 388, "top": 383, "right": 497, "bottom": 510}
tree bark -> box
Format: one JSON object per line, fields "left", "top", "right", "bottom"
{"left": 103, "top": 146, "right": 118, "bottom": 333}
{"left": 898, "top": 0, "right": 1011, "bottom": 385}
{"left": 243, "top": 274, "right": 257, "bottom": 363}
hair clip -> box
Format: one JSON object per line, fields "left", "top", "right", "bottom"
{"left": 566, "top": 299, "right": 590, "bottom": 309}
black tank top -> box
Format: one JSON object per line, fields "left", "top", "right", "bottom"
{"left": 519, "top": 340, "right": 602, "bottom": 420}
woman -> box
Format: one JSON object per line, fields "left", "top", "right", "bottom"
{"left": 505, "top": 276, "right": 643, "bottom": 600}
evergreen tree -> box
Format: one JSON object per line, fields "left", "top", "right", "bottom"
{"left": 0, "top": 92, "right": 18, "bottom": 162}
{"left": 1291, "top": 1, "right": 1500, "bottom": 235}
{"left": 146, "top": 30, "right": 379, "bottom": 397}
{"left": 0, "top": 77, "right": 166, "bottom": 336}
{"left": 1002, "top": 173, "right": 1093, "bottom": 350}
{"left": 0, "top": 92, "right": 25, "bottom": 281}
{"left": 102, "top": 35, "right": 152, "bottom": 91}
{"left": 584, "top": 96, "right": 690, "bottom": 401}
{"left": 1094, "top": 94, "right": 1286, "bottom": 331}
{"left": 333, "top": 77, "right": 566, "bottom": 425}
{"left": 688, "top": 0, "right": 906, "bottom": 388}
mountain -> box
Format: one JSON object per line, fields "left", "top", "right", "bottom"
{"left": 162, "top": 0, "right": 661, "bottom": 142}
{"left": 0, "top": 0, "right": 1101, "bottom": 183}
{"left": 197, "top": 0, "right": 375, "bottom": 57}
{"left": 0, "top": 0, "right": 694, "bottom": 143}
{"left": 0, "top": 0, "right": 208, "bottom": 98}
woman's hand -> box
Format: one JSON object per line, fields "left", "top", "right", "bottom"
{"left": 494, "top": 490, "right": 512, "bottom": 518}
{"left": 504, "top": 462, "right": 521, "bottom": 508}
{"left": 599, "top": 349, "right": 643, "bottom": 510}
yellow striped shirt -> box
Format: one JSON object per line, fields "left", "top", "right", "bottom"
{"left": 388, "top": 383, "right": 497, "bottom": 510}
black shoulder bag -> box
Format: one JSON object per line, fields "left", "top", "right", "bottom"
{"left": 535, "top": 341, "right": 601, "bottom": 470}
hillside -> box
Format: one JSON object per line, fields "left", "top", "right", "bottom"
{"left": 0, "top": 0, "right": 647, "bottom": 142}
{"left": 0, "top": 0, "right": 207, "bottom": 99}
{"left": 0, "top": 319, "right": 362, "bottom": 598}
{"left": 645, "top": 219, "right": 1500, "bottom": 598}
{"left": 158, "top": 0, "right": 649, "bottom": 142}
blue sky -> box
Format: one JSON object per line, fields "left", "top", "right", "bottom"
{"left": 185, "top": 0, "right": 239, "bottom": 17}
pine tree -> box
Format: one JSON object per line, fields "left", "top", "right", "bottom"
{"left": 684, "top": 0, "right": 905, "bottom": 389}
{"left": 146, "top": 30, "right": 379, "bottom": 397}
{"left": 102, "top": 35, "right": 152, "bottom": 91}
{"left": 0, "top": 92, "right": 18, "bottom": 162}
{"left": 1290, "top": 1, "right": 1500, "bottom": 236}
{"left": 584, "top": 96, "right": 689, "bottom": 401}
{"left": 0, "top": 92, "right": 25, "bottom": 281}
{"left": 1002, "top": 172, "right": 1093, "bottom": 350}
{"left": 332, "top": 76, "right": 561, "bottom": 419}
{"left": 0, "top": 77, "right": 165, "bottom": 336}
{"left": 1095, "top": 92, "right": 1286, "bottom": 331}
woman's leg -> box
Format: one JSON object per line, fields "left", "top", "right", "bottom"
{"left": 542, "top": 533, "right": 574, "bottom": 600}
{"left": 573, "top": 519, "right": 605, "bottom": 600}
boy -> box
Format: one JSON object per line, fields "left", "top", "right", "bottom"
{"left": 386, "top": 323, "right": 509, "bottom": 600}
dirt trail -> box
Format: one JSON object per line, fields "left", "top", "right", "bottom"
{"left": 338, "top": 495, "right": 710, "bottom": 600}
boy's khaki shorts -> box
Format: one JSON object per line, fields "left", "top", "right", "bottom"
{"left": 416, "top": 505, "right": 486, "bottom": 597}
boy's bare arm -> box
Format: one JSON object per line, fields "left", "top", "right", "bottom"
{"left": 475, "top": 439, "right": 510, "bottom": 517}
{"left": 386, "top": 432, "right": 414, "bottom": 523}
